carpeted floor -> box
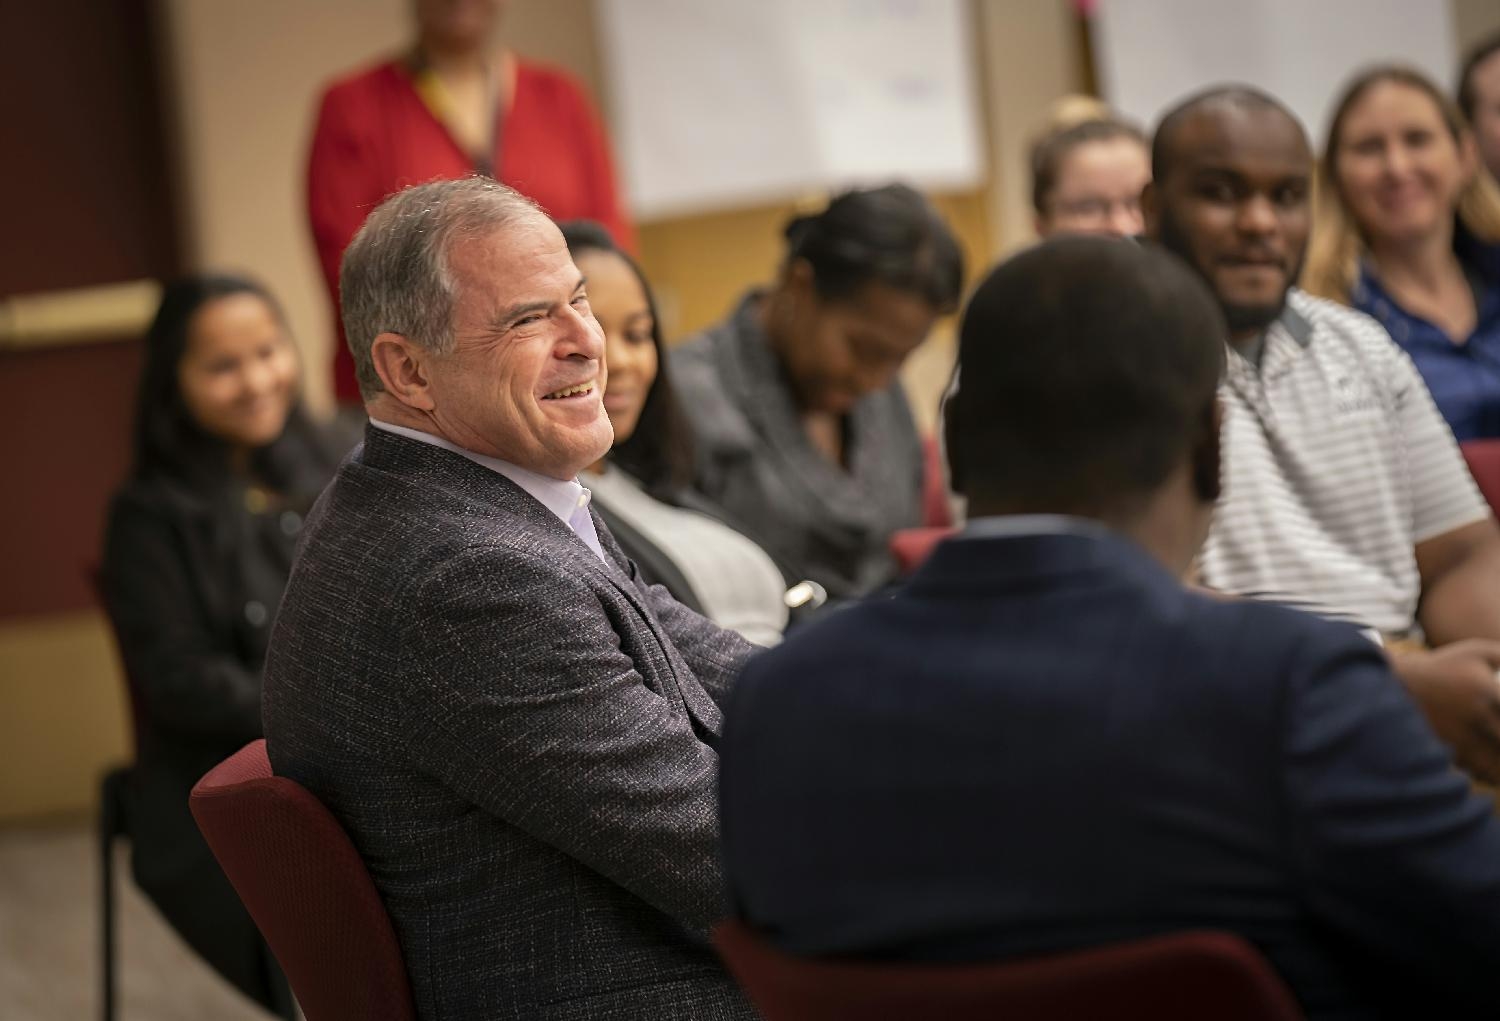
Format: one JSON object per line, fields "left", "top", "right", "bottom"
{"left": 0, "top": 823, "right": 279, "bottom": 1021}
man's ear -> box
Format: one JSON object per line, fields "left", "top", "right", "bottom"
{"left": 781, "top": 257, "right": 817, "bottom": 302}
{"left": 1141, "top": 180, "right": 1162, "bottom": 241}
{"left": 1191, "top": 398, "right": 1223, "bottom": 504}
{"left": 370, "top": 333, "right": 437, "bottom": 412}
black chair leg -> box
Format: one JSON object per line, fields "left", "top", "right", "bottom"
{"left": 100, "top": 767, "right": 128, "bottom": 1021}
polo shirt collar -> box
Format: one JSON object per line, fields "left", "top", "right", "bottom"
{"left": 1277, "top": 302, "right": 1314, "bottom": 348}
{"left": 1227, "top": 299, "right": 1313, "bottom": 387}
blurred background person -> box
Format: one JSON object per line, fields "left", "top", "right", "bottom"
{"left": 1461, "top": 33, "right": 1500, "bottom": 183}
{"left": 1147, "top": 85, "right": 1500, "bottom": 785}
{"left": 561, "top": 221, "right": 795, "bottom": 644}
{"left": 671, "top": 184, "right": 965, "bottom": 601}
{"left": 99, "top": 275, "right": 343, "bottom": 1013}
{"left": 1030, "top": 100, "right": 1151, "bottom": 238}
{"left": 1306, "top": 65, "right": 1500, "bottom": 441}
{"left": 307, "top": 0, "right": 634, "bottom": 406}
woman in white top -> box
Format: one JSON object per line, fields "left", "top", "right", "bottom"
{"left": 562, "top": 220, "right": 807, "bottom": 645}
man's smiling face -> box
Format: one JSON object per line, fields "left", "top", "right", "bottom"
{"left": 1148, "top": 103, "right": 1312, "bottom": 340}
{"left": 424, "top": 216, "right": 615, "bottom": 480}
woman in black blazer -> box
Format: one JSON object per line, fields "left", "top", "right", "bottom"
{"left": 101, "top": 274, "right": 343, "bottom": 1010}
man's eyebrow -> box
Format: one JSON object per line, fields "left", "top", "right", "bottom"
{"left": 490, "top": 277, "right": 588, "bottom": 328}
{"left": 492, "top": 299, "right": 551, "bottom": 328}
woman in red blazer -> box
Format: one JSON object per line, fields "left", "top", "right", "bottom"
{"left": 307, "top": 0, "right": 635, "bottom": 404}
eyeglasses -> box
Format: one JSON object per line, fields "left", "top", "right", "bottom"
{"left": 1049, "top": 195, "right": 1143, "bottom": 224}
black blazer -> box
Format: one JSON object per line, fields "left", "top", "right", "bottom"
{"left": 721, "top": 527, "right": 1500, "bottom": 1020}
{"left": 100, "top": 426, "right": 338, "bottom": 1006}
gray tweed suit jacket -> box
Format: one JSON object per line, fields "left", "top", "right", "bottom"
{"left": 262, "top": 426, "right": 760, "bottom": 1020}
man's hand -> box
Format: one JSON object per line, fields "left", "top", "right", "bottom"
{"left": 1391, "top": 640, "right": 1500, "bottom": 785}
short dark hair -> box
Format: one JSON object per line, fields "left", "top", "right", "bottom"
{"left": 131, "top": 273, "right": 327, "bottom": 490}
{"left": 1151, "top": 85, "right": 1303, "bottom": 182}
{"left": 782, "top": 184, "right": 965, "bottom": 312}
{"left": 945, "top": 237, "right": 1226, "bottom": 515}
{"left": 557, "top": 220, "right": 695, "bottom": 496}
{"left": 1031, "top": 117, "right": 1147, "bottom": 214}
{"left": 1458, "top": 32, "right": 1500, "bottom": 124}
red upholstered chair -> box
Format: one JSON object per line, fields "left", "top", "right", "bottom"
{"left": 713, "top": 921, "right": 1304, "bottom": 1021}
{"left": 887, "top": 436, "right": 956, "bottom": 577}
{"left": 190, "top": 740, "right": 416, "bottom": 1021}
{"left": 1461, "top": 440, "right": 1500, "bottom": 517}
{"left": 920, "top": 435, "right": 954, "bottom": 528}
{"left": 889, "top": 526, "right": 956, "bottom": 576}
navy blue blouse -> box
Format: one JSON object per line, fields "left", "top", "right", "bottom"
{"left": 1353, "top": 229, "right": 1500, "bottom": 442}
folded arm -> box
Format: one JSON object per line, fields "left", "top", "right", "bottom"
{"left": 1388, "top": 519, "right": 1500, "bottom": 782}
{"left": 1287, "top": 630, "right": 1500, "bottom": 1010}
{"left": 1415, "top": 518, "right": 1500, "bottom": 645}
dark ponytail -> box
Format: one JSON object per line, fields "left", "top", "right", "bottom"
{"left": 782, "top": 184, "right": 965, "bottom": 312}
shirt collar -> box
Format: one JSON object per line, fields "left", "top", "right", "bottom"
{"left": 1274, "top": 300, "right": 1313, "bottom": 348}
{"left": 1226, "top": 296, "right": 1313, "bottom": 382}
{"left": 960, "top": 514, "right": 1115, "bottom": 542}
{"left": 368, "top": 418, "right": 590, "bottom": 525}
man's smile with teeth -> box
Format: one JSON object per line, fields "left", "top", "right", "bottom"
{"left": 543, "top": 382, "right": 595, "bottom": 400}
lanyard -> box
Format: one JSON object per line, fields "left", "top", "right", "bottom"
{"left": 408, "top": 53, "right": 502, "bottom": 177}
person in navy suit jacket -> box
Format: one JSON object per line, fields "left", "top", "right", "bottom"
{"left": 718, "top": 236, "right": 1500, "bottom": 1020}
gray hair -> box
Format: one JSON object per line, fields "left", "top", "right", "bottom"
{"left": 339, "top": 177, "right": 543, "bottom": 399}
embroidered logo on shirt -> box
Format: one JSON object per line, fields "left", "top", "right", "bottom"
{"left": 1332, "top": 375, "right": 1382, "bottom": 416}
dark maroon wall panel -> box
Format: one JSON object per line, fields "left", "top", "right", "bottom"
{"left": 0, "top": 0, "right": 178, "bottom": 619}
{"left": 0, "top": 1, "right": 179, "bottom": 295}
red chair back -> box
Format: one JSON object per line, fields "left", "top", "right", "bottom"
{"left": 890, "top": 526, "right": 956, "bottom": 576}
{"left": 714, "top": 921, "right": 1304, "bottom": 1021}
{"left": 190, "top": 740, "right": 416, "bottom": 1021}
{"left": 1461, "top": 439, "right": 1500, "bottom": 518}
{"left": 920, "top": 435, "right": 954, "bottom": 528}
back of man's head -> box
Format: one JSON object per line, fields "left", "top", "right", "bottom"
{"left": 946, "top": 237, "right": 1226, "bottom": 520}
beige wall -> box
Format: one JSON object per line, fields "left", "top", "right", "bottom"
{"left": 1454, "top": 0, "right": 1500, "bottom": 55}
{"left": 0, "top": 612, "right": 128, "bottom": 823}
{"left": 161, "top": 0, "right": 405, "bottom": 418}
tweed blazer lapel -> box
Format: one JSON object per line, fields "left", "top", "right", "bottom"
{"left": 362, "top": 428, "right": 724, "bottom": 737}
{"left": 591, "top": 512, "right": 724, "bottom": 739}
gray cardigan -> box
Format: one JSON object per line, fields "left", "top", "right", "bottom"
{"left": 672, "top": 290, "right": 925, "bottom": 600}
{"left": 262, "top": 426, "right": 758, "bottom": 1020}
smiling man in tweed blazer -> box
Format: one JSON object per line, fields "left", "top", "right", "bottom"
{"left": 261, "top": 178, "right": 759, "bottom": 1020}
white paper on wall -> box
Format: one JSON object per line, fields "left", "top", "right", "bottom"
{"left": 1093, "top": 0, "right": 1455, "bottom": 146}
{"left": 597, "top": 0, "right": 984, "bottom": 221}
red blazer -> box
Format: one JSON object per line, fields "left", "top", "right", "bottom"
{"left": 307, "top": 59, "right": 636, "bottom": 404}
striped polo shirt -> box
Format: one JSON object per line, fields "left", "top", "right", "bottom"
{"left": 1199, "top": 288, "right": 1489, "bottom": 635}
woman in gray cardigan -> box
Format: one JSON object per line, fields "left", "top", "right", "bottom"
{"left": 670, "top": 185, "right": 964, "bottom": 599}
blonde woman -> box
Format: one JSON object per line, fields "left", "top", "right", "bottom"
{"left": 1305, "top": 65, "right": 1500, "bottom": 440}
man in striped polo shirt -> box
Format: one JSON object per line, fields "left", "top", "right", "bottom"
{"left": 1145, "top": 86, "right": 1500, "bottom": 784}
